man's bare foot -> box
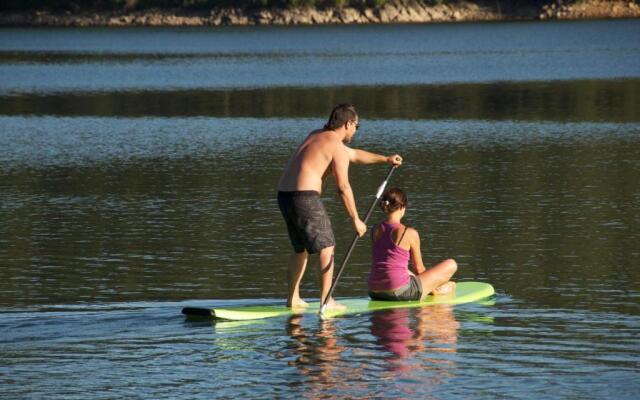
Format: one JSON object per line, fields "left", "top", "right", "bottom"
{"left": 432, "top": 281, "right": 456, "bottom": 296}
{"left": 287, "top": 298, "right": 309, "bottom": 308}
{"left": 322, "top": 298, "right": 346, "bottom": 311}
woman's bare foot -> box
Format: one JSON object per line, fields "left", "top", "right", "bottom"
{"left": 287, "top": 298, "right": 309, "bottom": 308}
{"left": 432, "top": 281, "right": 456, "bottom": 296}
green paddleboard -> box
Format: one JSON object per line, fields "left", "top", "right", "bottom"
{"left": 182, "top": 281, "right": 494, "bottom": 321}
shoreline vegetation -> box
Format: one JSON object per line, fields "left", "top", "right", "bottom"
{"left": 1, "top": 1, "right": 639, "bottom": 27}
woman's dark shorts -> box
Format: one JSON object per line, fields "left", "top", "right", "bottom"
{"left": 369, "top": 275, "right": 423, "bottom": 301}
{"left": 277, "top": 191, "right": 335, "bottom": 254}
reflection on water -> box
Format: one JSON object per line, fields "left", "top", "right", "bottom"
{"left": 2, "top": 299, "right": 638, "bottom": 399}
{"left": 286, "top": 315, "right": 351, "bottom": 397}
{"left": 2, "top": 79, "right": 639, "bottom": 122}
{"left": 371, "top": 306, "right": 459, "bottom": 382}
{"left": 285, "top": 306, "right": 460, "bottom": 396}
{"left": 372, "top": 307, "right": 458, "bottom": 359}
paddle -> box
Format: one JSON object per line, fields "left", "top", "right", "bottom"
{"left": 319, "top": 165, "right": 397, "bottom": 315}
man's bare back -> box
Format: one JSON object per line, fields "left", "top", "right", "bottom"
{"left": 278, "top": 129, "right": 343, "bottom": 194}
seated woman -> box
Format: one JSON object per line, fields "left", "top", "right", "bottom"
{"left": 368, "top": 188, "right": 457, "bottom": 301}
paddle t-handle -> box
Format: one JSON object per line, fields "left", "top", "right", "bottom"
{"left": 319, "top": 165, "right": 397, "bottom": 315}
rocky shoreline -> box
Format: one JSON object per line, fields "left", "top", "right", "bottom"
{"left": 1, "top": 1, "right": 638, "bottom": 27}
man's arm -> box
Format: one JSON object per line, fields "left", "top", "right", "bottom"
{"left": 345, "top": 147, "right": 403, "bottom": 166}
{"left": 332, "top": 145, "right": 367, "bottom": 237}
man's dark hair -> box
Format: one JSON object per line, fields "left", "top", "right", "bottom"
{"left": 324, "top": 104, "right": 358, "bottom": 130}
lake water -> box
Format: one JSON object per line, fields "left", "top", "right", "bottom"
{"left": 1, "top": 20, "right": 639, "bottom": 399}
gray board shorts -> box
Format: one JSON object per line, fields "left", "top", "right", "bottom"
{"left": 369, "top": 275, "right": 423, "bottom": 301}
{"left": 277, "top": 190, "right": 335, "bottom": 254}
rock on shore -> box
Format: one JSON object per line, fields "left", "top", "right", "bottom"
{"left": 1, "top": 1, "right": 638, "bottom": 27}
{"left": 540, "top": 0, "right": 639, "bottom": 19}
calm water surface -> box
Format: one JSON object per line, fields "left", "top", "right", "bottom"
{"left": 1, "top": 20, "right": 639, "bottom": 399}
{"left": 0, "top": 20, "right": 639, "bottom": 92}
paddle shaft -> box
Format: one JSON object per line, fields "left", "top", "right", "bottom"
{"left": 320, "top": 165, "right": 396, "bottom": 314}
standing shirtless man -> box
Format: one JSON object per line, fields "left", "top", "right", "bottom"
{"left": 277, "top": 104, "right": 402, "bottom": 309}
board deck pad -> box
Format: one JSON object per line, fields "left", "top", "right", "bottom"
{"left": 182, "top": 282, "right": 494, "bottom": 321}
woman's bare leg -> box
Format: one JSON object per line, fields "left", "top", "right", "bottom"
{"left": 416, "top": 259, "right": 458, "bottom": 300}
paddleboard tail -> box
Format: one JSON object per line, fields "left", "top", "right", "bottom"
{"left": 182, "top": 307, "right": 214, "bottom": 318}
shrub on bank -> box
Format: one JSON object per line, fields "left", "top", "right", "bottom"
{"left": 1, "top": 0, "right": 453, "bottom": 12}
{"left": 0, "top": 0, "right": 621, "bottom": 13}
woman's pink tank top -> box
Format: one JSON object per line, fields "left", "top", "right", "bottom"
{"left": 368, "top": 222, "right": 411, "bottom": 292}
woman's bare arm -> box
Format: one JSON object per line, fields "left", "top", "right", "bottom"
{"left": 408, "top": 229, "right": 427, "bottom": 275}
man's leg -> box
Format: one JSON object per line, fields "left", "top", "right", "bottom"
{"left": 318, "top": 246, "right": 345, "bottom": 310}
{"left": 287, "top": 250, "right": 309, "bottom": 307}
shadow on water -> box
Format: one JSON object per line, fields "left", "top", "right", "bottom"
{"left": 2, "top": 79, "right": 639, "bottom": 122}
